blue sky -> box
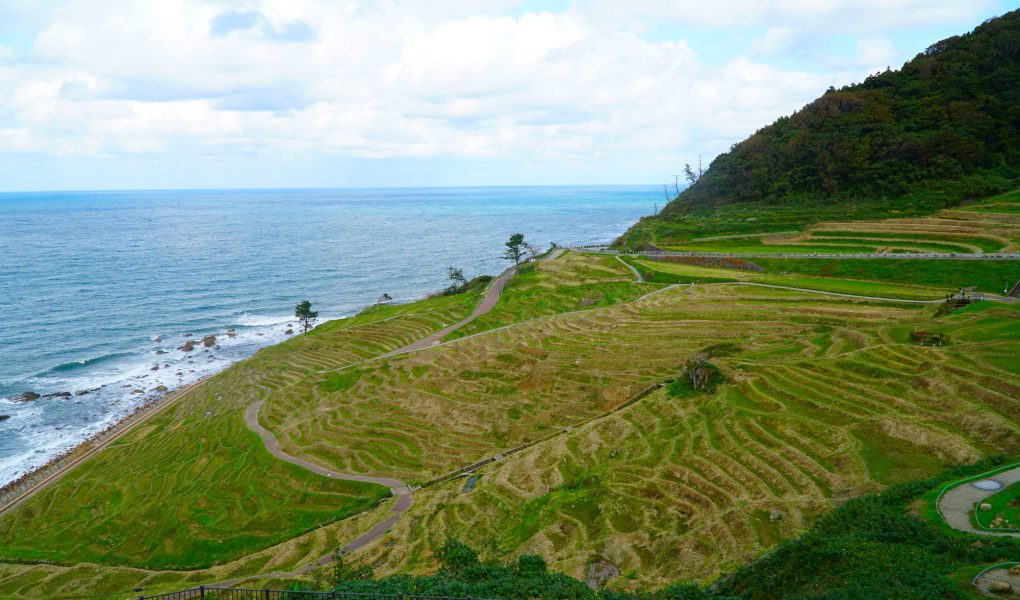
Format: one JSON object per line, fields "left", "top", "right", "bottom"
{"left": 0, "top": 0, "right": 1014, "bottom": 191}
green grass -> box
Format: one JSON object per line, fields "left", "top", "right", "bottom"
{"left": 628, "top": 256, "right": 950, "bottom": 300}
{"left": 620, "top": 188, "right": 1020, "bottom": 253}
{"left": 0, "top": 292, "right": 480, "bottom": 571}
{"left": 974, "top": 481, "right": 1020, "bottom": 531}
{"left": 4, "top": 248, "right": 1020, "bottom": 596}
{"left": 752, "top": 258, "right": 1020, "bottom": 296}
{"left": 445, "top": 251, "right": 654, "bottom": 340}
{"left": 811, "top": 230, "right": 1007, "bottom": 253}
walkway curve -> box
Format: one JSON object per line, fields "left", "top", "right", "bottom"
{"left": 616, "top": 255, "right": 643, "bottom": 283}
{"left": 937, "top": 464, "right": 1020, "bottom": 538}
{"left": 244, "top": 402, "right": 414, "bottom": 560}
{"left": 382, "top": 266, "right": 515, "bottom": 357}
{"left": 236, "top": 260, "right": 526, "bottom": 575}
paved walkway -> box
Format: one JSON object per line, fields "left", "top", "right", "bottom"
{"left": 616, "top": 255, "right": 642, "bottom": 282}
{"left": 938, "top": 465, "right": 1020, "bottom": 537}
{"left": 382, "top": 266, "right": 515, "bottom": 357}
{"left": 245, "top": 402, "right": 413, "bottom": 561}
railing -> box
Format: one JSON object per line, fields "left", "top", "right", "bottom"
{"left": 140, "top": 589, "right": 490, "bottom": 600}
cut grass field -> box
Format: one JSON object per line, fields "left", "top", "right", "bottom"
{"left": 629, "top": 189, "right": 1020, "bottom": 254}
{"left": 624, "top": 254, "right": 1020, "bottom": 298}
{"left": 444, "top": 251, "right": 654, "bottom": 340}
{"left": 623, "top": 256, "right": 948, "bottom": 300}
{"left": 2, "top": 252, "right": 1019, "bottom": 597}
{"left": 343, "top": 290, "right": 1020, "bottom": 589}
{"left": 0, "top": 291, "right": 481, "bottom": 571}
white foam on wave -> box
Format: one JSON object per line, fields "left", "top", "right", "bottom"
{"left": 234, "top": 313, "right": 295, "bottom": 327}
{"left": 0, "top": 313, "right": 303, "bottom": 487}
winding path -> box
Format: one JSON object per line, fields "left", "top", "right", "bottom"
{"left": 938, "top": 464, "right": 1020, "bottom": 538}
{"left": 244, "top": 402, "right": 414, "bottom": 559}
{"left": 382, "top": 266, "right": 515, "bottom": 357}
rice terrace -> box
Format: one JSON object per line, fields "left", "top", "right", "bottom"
{"left": 4, "top": 5, "right": 1020, "bottom": 600}
{"left": 2, "top": 233, "right": 1020, "bottom": 597}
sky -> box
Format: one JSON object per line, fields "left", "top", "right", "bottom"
{"left": 0, "top": 0, "right": 1015, "bottom": 191}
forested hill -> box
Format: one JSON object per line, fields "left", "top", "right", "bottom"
{"left": 622, "top": 9, "right": 1020, "bottom": 246}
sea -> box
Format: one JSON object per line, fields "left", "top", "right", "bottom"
{"left": 0, "top": 186, "right": 657, "bottom": 486}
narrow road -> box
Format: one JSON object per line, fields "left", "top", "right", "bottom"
{"left": 239, "top": 261, "right": 522, "bottom": 570}
{"left": 616, "top": 255, "right": 642, "bottom": 282}
{"left": 382, "top": 266, "right": 515, "bottom": 357}
{"left": 938, "top": 465, "right": 1020, "bottom": 537}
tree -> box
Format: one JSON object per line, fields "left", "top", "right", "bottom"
{"left": 525, "top": 242, "right": 542, "bottom": 259}
{"left": 447, "top": 267, "right": 467, "bottom": 287}
{"left": 683, "top": 163, "right": 699, "bottom": 185}
{"left": 502, "top": 233, "right": 526, "bottom": 266}
{"left": 294, "top": 299, "right": 318, "bottom": 332}
{"left": 377, "top": 293, "right": 392, "bottom": 304}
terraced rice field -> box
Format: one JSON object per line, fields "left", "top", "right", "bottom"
{"left": 626, "top": 257, "right": 951, "bottom": 299}
{"left": 3, "top": 251, "right": 1019, "bottom": 597}
{"left": 659, "top": 192, "right": 1020, "bottom": 254}
{"left": 445, "top": 251, "right": 652, "bottom": 340}
{"left": 345, "top": 294, "right": 1020, "bottom": 588}
{"left": 0, "top": 292, "right": 480, "bottom": 571}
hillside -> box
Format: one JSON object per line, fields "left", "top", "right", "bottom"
{"left": 622, "top": 9, "right": 1020, "bottom": 248}
{"left": 2, "top": 248, "right": 1019, "bottom": 598}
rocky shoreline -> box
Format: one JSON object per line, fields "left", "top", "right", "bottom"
{"left": 0, "top": 374, "right": 213, "bottom": 515}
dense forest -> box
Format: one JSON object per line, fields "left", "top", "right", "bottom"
{"left": 645, "top": 9, "right": 1020, "bottom": 227}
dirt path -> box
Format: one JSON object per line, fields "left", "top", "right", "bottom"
{"left": 938, "top": 464, "right": 1020, "bottom": 537}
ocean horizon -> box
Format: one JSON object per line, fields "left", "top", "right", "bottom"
{"left": 0, "top": 185, "right": 658, "bottom": 486}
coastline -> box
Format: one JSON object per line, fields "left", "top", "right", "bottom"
{"left": 0, "top": 373, "right": 215, "bottom": 518}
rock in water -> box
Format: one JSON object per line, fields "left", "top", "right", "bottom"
{"left": 19, "top": 391, "right": 40, "bottom": 401}
{"left": 179, "top": 340, "right": 197, "bottom": 352}
{"left": 154, "top": 385, "right": 168, "bottom": 392}
{"left": 202, "top": 335, "right": 216, "bottom": 347}
{"left": 0, "top": 415, "right": 10, "bottom": 422}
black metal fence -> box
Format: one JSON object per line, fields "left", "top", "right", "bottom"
{"left": 140, "top": 589, "right": 487, "bottom": 600}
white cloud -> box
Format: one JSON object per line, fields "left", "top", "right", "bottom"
{"left": 592, "top": 0, "right": 1000, "bottom": 32}
{"left": 0, "top": 0, "right": 1005, "bottom": 186}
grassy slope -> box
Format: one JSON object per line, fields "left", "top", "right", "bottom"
{"left": 620, "top": 189, "right": 1020, "bottom": 250}
{"left": 325, "top": 289, "right": 1020, "bottom": 589}
{"left": 0, "top": 292, "right": 479, "bottom": 571}
{"left": 3, "top": 252, "right": 1020, "bottom": 596}
{"left": 626, "top": 255, "right": 1020, "bottom": 298}
{"left": 445, "top": 251, "right": 653, "bottom": 340}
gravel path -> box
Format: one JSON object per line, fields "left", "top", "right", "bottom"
{"left": 938, "top": 465, "right": 1020, "bottom": 537}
